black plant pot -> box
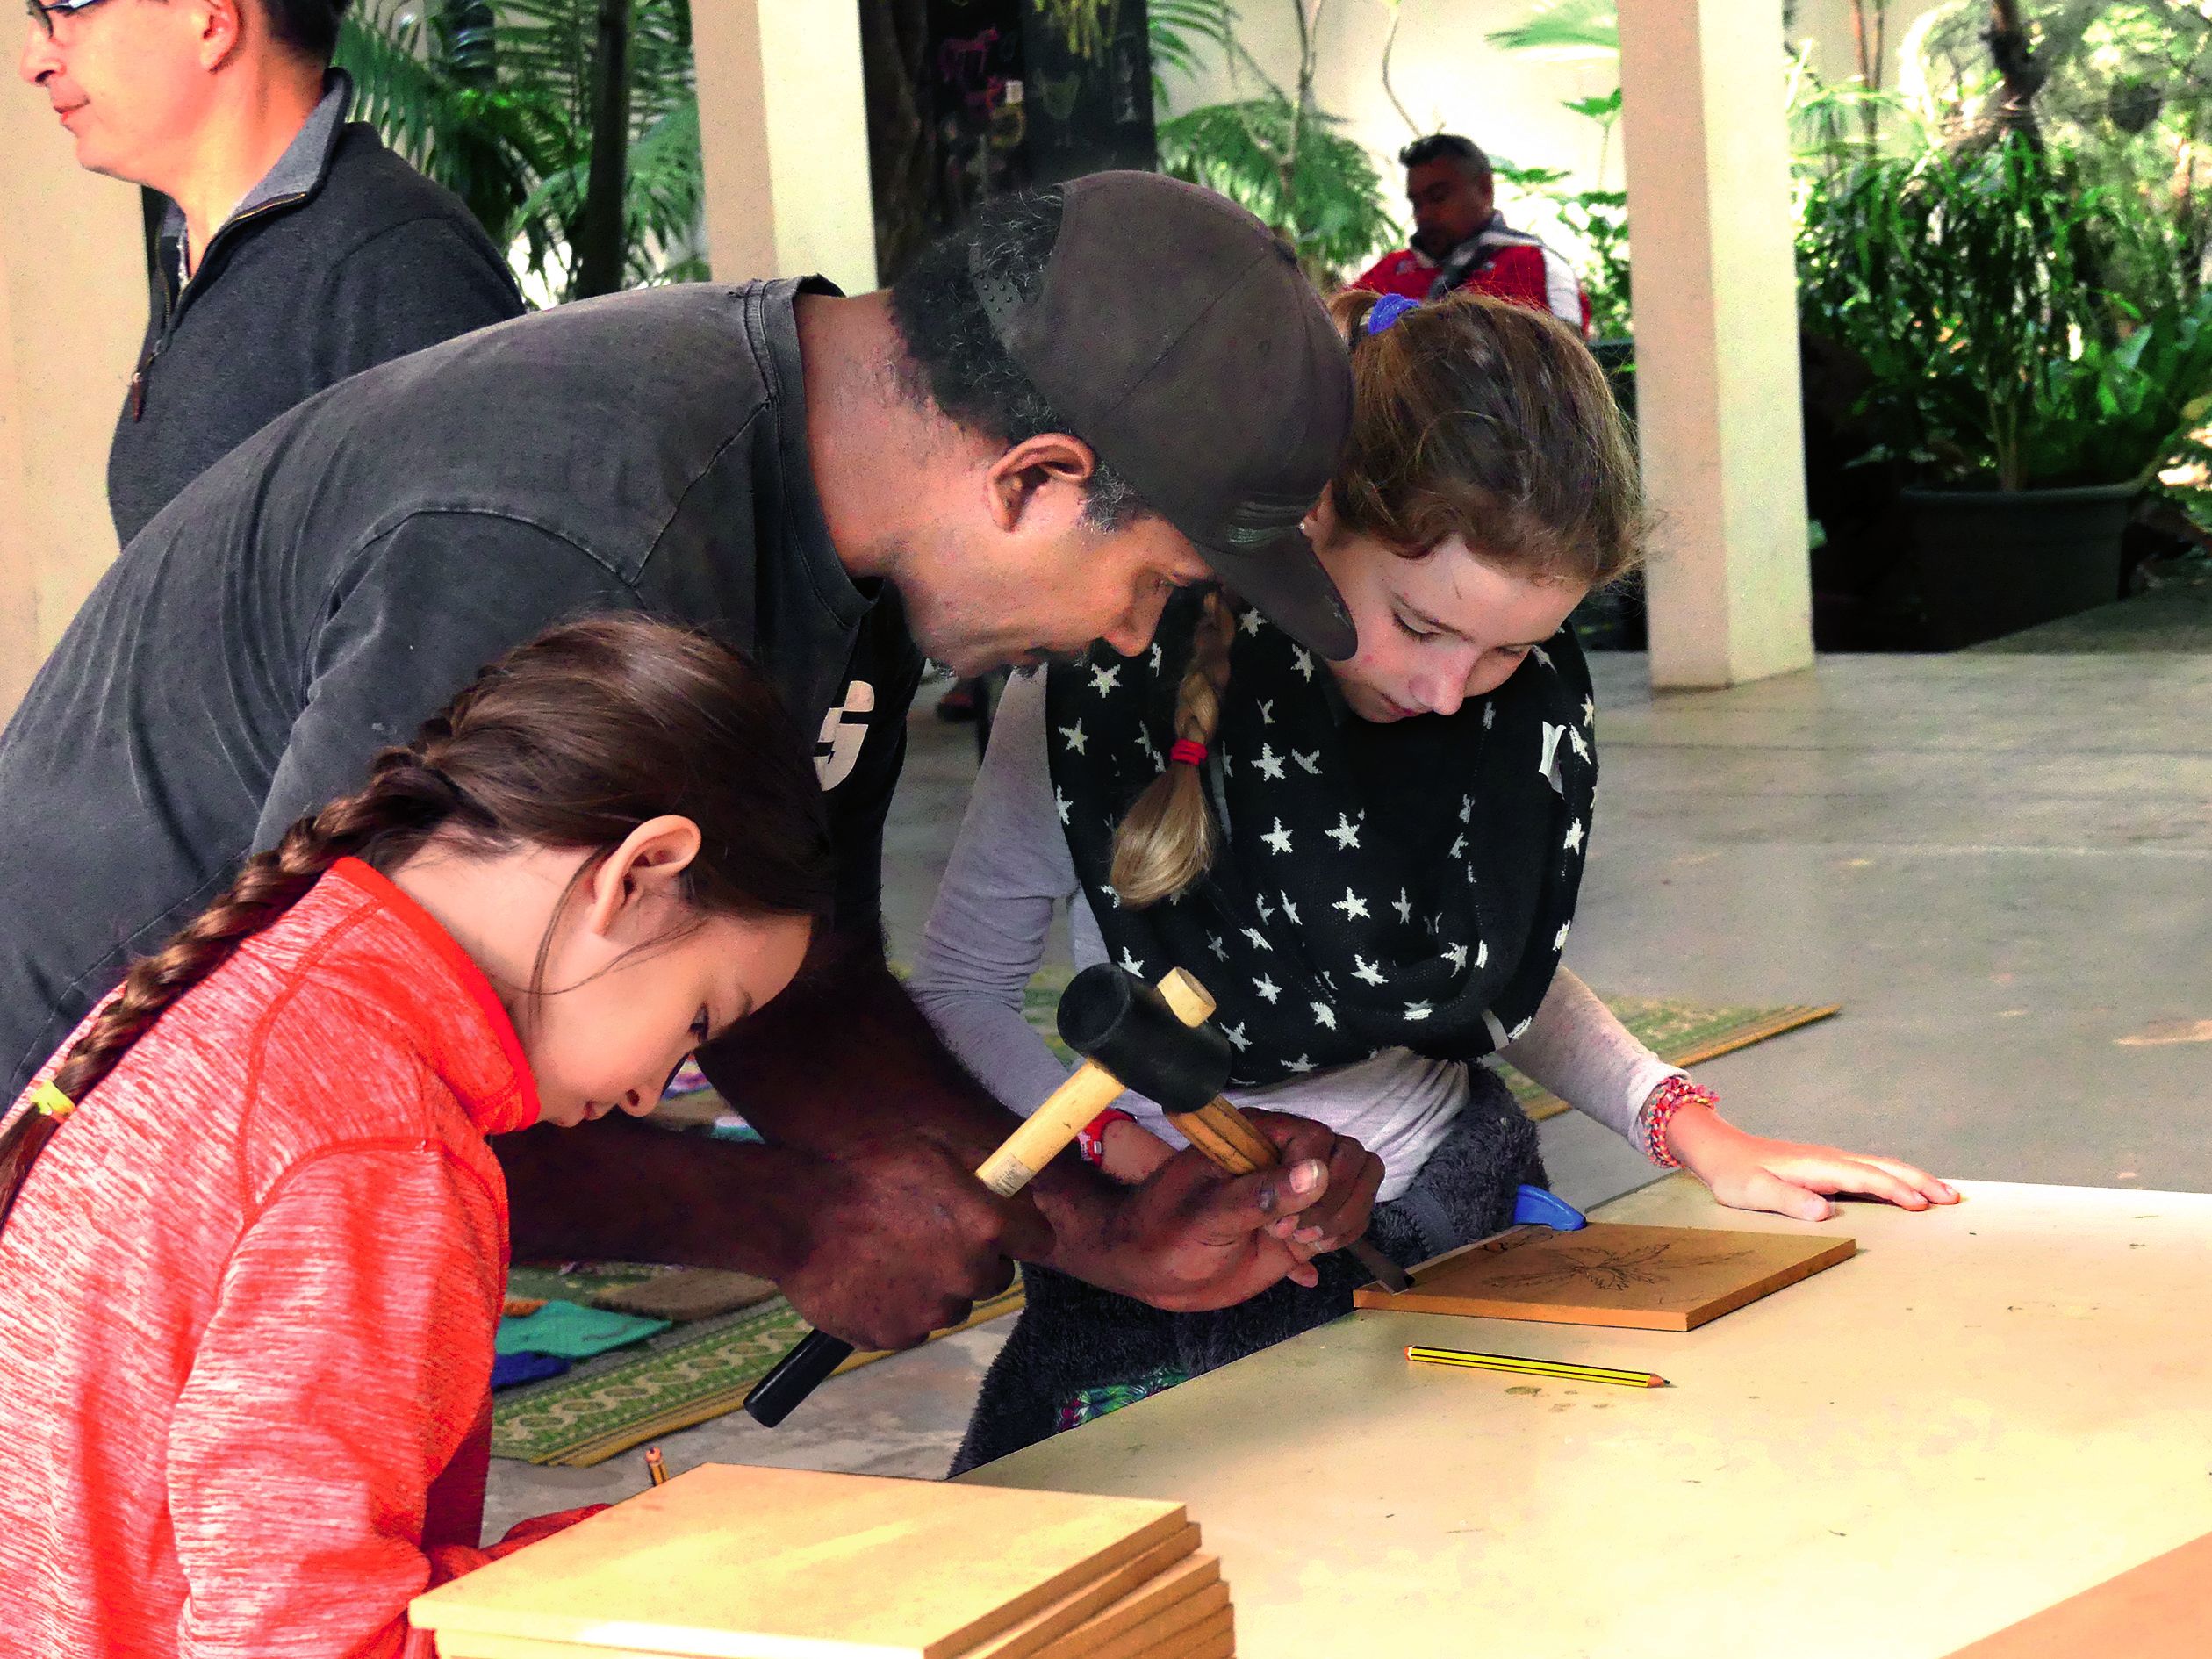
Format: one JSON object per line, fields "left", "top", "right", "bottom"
{"left": 1899, "top": 483, "right": 2137, "bottom": 650}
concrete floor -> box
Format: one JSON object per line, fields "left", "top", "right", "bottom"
{"left": 488, "top": 635, "right": 2212, "bottom": 1534}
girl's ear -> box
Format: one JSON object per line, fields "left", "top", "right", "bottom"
{"left": 580, "top": 815, "right": 705, "bottom": 942}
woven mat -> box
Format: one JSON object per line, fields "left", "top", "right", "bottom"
{"left": 492, "top": 976, "right": 1836, "bottom": 1466}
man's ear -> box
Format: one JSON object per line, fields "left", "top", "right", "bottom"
{"left": 983, "top": 433, "right": 1099, "bottom": 533}
{"left": 194, "top": 0, "right": 248, "bottom": 71}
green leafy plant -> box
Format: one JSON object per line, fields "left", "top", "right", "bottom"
{"left": 1799, "top": 133, "right": 2212, "bottom": 491}
{"left": 1149, "top": 1, "right": 1397, "bottom": 284}
{"left": 338, "top": 0, "right": 704, "bottom": 302}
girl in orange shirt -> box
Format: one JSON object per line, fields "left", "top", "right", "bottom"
{"left": 0, "top": 616, "right": 832, "bottom": 1658}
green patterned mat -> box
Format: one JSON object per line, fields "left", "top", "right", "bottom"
{"left": 491, "top": 975, "right": 1836, "bottom": 1467}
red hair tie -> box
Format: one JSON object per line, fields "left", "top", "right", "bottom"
{"left": 1169, "top": 739, "right": 1208, "bottom": 767}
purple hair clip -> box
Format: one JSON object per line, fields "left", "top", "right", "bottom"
{"left": 1366, "top": 294, "right": 1419, "bottom": 334}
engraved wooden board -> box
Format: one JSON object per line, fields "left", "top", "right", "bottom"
{"left": 1944, "top": 1531, "right": 2212, "bottom": 1656}
{"left": 410, "top": 1464, "right": 1187, "bottom": 1659}
{"left": 1351, "top": 1221, "right": 1856, "bottom": 1332}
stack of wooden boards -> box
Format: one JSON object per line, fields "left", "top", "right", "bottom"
{"left": 412, "top": 1464, "right": 1234, "bottom": 1659}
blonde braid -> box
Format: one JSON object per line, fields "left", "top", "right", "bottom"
{"left": 1108, "top": 590, "right": 1239, "bottom": 908}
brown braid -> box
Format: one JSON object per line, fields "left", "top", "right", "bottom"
{"left": 0, "top": 614, "right": 835, "bottom": 1236}
{"left": 1109, "top": 588, "right": 1239, "bottom": 908}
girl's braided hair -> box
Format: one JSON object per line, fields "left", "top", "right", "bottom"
{"left": 0, "top": 615, "right": 833, "bottom": 1232}
{"left": 1108, "top": 290, "right": 1646, "bottom": 908}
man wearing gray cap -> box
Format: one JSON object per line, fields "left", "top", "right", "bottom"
{"left": 0, "top": 174, "right": 1382, "bottom": 1353}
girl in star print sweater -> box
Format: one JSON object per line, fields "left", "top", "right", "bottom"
{"left": 0, "top": 618, "right": 831, "bottom": 1658}
{"left": 910, "top": 291, "right": 1954, "bottom": 1470}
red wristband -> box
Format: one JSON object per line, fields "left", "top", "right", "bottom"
{"left": 1640, "top": 1076, "right": 1719, "bottom": 1169}
{"left": 1077, "top": 1107, "right": 1136, "bottom": 1167}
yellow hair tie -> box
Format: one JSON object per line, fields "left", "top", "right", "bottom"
{"left": 28, "top": 1081, "right": 75, "bottom": 1119}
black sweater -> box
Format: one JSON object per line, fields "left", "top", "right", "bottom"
{"left": 108, "top": 97, "right": 522, "bottom": 545}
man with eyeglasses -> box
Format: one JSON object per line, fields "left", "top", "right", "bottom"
{"left": 18, "top": 0, "right": 521, "bottom": 545}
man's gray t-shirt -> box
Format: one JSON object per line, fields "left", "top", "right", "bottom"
{"left": 0, "top": 277, "right": 921, "bottom": 1098}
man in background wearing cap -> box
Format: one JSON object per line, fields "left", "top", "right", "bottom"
{"left": 0, "top": 175, "right": 1382, "bottom": 1354}
{"left": 1354, "top": 133, "right": 1590, "bottom": 337}
{"left": 19, "top": 0, "right": 521, "bottom": 545}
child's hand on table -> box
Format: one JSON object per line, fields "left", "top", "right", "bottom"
{"left": 1663, "top": 1099, "right": 1958, "bottom": 1222}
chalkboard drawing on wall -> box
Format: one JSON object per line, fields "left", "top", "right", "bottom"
{"left": 1353, "top": 1222, "right": 1857, "bottom": 1332}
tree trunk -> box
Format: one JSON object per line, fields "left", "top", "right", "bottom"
{"left": 575, "top": 0, "right": 634, "bottom": 298}
{"left": 858, "top": 0, "right": 937, "bottom": 285}
{"left": 1985, "top": 0, "right": 2045, "bottom": 151}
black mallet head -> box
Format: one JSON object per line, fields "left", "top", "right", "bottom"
{"left": 1057, "top": 964, "right": 1233, "bottom": 1112}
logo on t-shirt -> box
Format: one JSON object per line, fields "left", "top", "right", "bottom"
{"left": 815, "top": 680, "right": 874, "bottom": 790}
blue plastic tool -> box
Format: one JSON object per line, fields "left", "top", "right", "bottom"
{"left": 1510, "top": 1184, "right": 1588, "bottom": 1232}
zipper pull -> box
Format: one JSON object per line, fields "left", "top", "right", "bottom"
{"left": 131, "top": 369, "right": 146, "bottom": 420}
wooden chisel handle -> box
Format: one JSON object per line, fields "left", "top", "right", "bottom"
{"left": 1165, "top": 1095, "right": 1411, "bottom": 1293}
{"left": 748, "top": 1055, "right": 1131, "bottom": 1426}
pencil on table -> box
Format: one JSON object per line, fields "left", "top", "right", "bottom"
{"left": 643, "top": 1446, "right": 668, "bottom": 1487}
{"left": 1404, "top": 1345, "right": 1669, "bottom": 1389}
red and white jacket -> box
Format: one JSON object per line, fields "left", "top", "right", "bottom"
{"left": 1354, "top": 213, "right": 1592, "bottom": 338}
{"left": 0, "top": 858, "right": 593, "bottom": 1658}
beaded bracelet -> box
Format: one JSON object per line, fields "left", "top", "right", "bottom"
{"left": 1639, "top": 1076, "right": 1719, "bottom": 1169}
{"left": 1077, "top": 1107, "right": 1137, "bottom": 1168}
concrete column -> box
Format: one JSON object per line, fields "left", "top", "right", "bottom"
{"left": 1618, "top": 0, "right": 1813, "bottom": 688}
{"left": 693, "top": 0, "right": 877, "bottom": 295}
{"left": 0, "top": 92, "right": 146, "bottom": 719}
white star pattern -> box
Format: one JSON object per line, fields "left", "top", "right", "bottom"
{"left": 1533, "top": 645, "right": 1553, "bottom": 669}
{"left": 1327, "top": 813, "right": 1361, "bottom": 850}
{"left": 1477, "top": 939, "right": 1490, "bottom": 969}
{"left": 1291, "top": 647, "right": 1314, "bottom": 681}
{"left": 1450, "top": 834, "right": 1468, "bottom": 860}
{"left": 1256, "top": 894, "right": 1275, "bottom": 923}
{"left": 1459, "top": 795, "right": 1473, "bottom": 825}
{"left": 1222, "top": 753, "right": 1234, "bottom": 778}
{"left": 1241, "top": 927, "right": 1274, "bottom": 952}
{"left": 1352, "top": 955, "right": 1388, "bottom": 987}
{"left": 1292, "top": 749, "right": 1321, "bottom": 775}
{"left": 1118, "top": 948, "right": 1145, "bottom": 976}
{"left": 1101, "top": 883, "right": 1121, "bottom": 908}
{"left": 1254, "top": 745, "right": 1286, "bottom": 781}
{"left": 1223, "top": 1021, "right": 1250, "bottom": 1051}
{"left": 1404, "top": 1002, "right": 1433, "bottom": 1022}
{"left": 1053, "top": 786, "right": 1071, "bottom": 825}
{"left": 1554, "top": 923, "right": 1571, "bottom": 950}
{"left": 1280, "top": 896, "right": 1302, "bottom": 926}
{"left": 1311, "top": 1001, "right": 1338, "bottom": 1031}
{"left": 1582, "top": 694, "right": 1596, "bottom": 727}
{"left": 1239, "top": 609, "right": 1263, "bottom": 636}
{"left": 1283, "top": 1054, "right": 1316, "bottom": 1074}
{"left": 1253, "top": 973, "right": 1282, "bottom": 1002}
{"left": 1149, "top": 643, "right": 1163, "bottom": 673}
{"left": 1569, "top": 726, "right": 1591, "bottom": 762}
{"left": 1333, "top": 887, "right": 1369, "bottom": 921}
{"left": 1509, "top": 1016, "right": 1533, "bottom": 1041}
{"left": 1483, "top": 704, "right": 1497, "bottom": 729}
{"left": 1259, "top": 699, "right": 1275, "bottom": 725}
{"left": 1207, "top": 933, "right": 1228, "bottom": 961}
{"left": 1089, "top": 663, "right": 1121, "bottom": 696}
{"left": 1392, "top": 888, "right": 1412, "bottom": 924}
{"left": 1059, "top": 721, "right": 1088, "bottom": 755}
{"left": 1443, "top": 942, "right": 1468, "bottom": 972}
{"left": 1262, "top": 819, "right": 1294, "bottom": 856}
{"left": 1564, "top": 819, "right": 1585, "bottom": 853}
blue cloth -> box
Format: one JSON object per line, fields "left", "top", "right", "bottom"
{"left": 491, "top": 1351, "right": 572, "bottom": 1390}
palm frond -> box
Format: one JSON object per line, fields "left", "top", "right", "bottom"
{"left": 1487, "top": 0, "right": 1618, "bottom": 62}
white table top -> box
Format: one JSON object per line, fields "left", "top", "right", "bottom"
{"left": 966, "top": 1178, "right": 2212, "bottom": 1658}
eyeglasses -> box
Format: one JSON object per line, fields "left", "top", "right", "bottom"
{"left": 25, "top": 0, "right": 110, "bottom": 39}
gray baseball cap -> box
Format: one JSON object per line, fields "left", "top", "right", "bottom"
{"left": 971, "top": 172, "right": 1357, "bottom": 660}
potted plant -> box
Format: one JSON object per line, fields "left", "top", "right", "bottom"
{"left": 1799, "top": 134, "right": 2212, "bottom": 648}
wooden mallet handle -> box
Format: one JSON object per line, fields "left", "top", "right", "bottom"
{"left": 1153, "top": 972, "right": 1411, "bottom": 1294}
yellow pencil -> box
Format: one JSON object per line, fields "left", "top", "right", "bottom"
{"left": 643, "top": 1446, "right": 669, "bottom": 1487}
{"left": 1404, "top": 1345, "right": 1669, "bottom": 1389}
